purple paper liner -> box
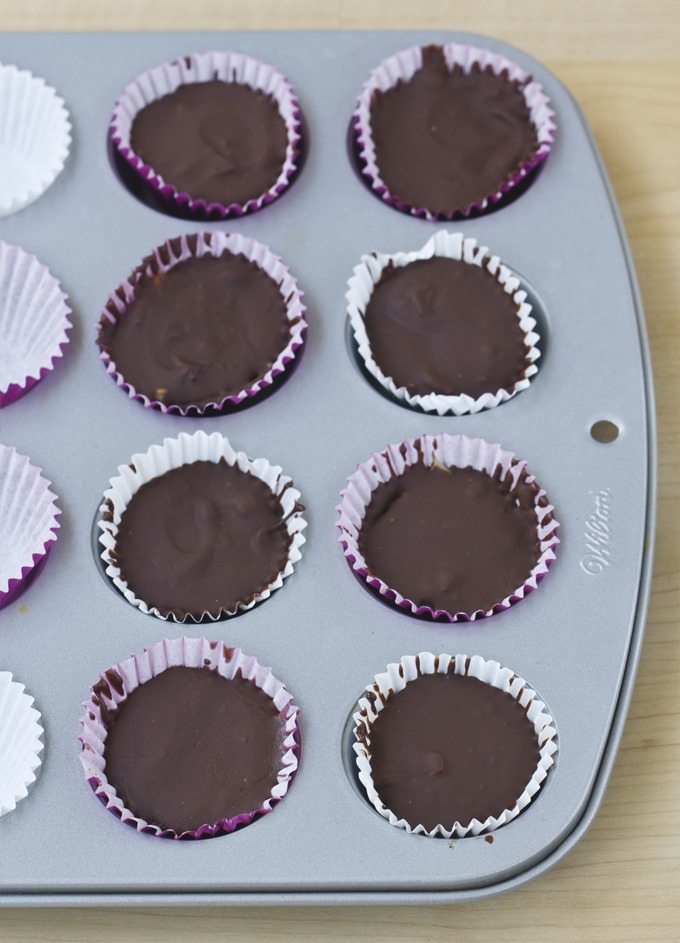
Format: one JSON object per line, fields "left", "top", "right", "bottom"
{"left": 110, "top": 51, "right": 303, "bottom": 221}
{"left": 0, "top": 671, "right": 44, "bottom": 817}
{"left": 96, "top": 231, "right": 307, "bottom": 416}
{"left": 0, "top": 551, "right": 51, "bottom": 611}
{"left": 0, "top": 242, "right": 72, "bottom": 409}
{"left": 0, "top": 444, "right": 60, "bottom": 611}
{"left": 78, "top": 636, "right": 301, "bottom": 840}
{"left": 352, "top": 43, "right": 557, "bottom": 221}
{"left": 337, "top": 433, "right": 559, "bottom": 623}
{"left": 0, "top": 375, "right": 40, "bottom": 409}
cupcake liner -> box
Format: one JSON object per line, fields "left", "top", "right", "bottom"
{"left": 347, "top": 230, "right": 540, "bottom": 415}
{"left": 353, "top": 43, "right": 556, "bottom": 221}
{"left": 0, "top": 671, "right": 44, "bottom": 817}
{"left": 0, "top": 444, "right": 60, "bottom": 610}
{"left": 337, "top": 433, "right": 559, "bottom": 622}
{"left": 97, "top": 231, "right": 307, "bottom": 415}
{"left": 353, "top": 652, "right": 558, "bottom": 838}
{"left": 110, "top": 51, "right": 303, "bottom": 220}
{"left": 98, "top": 430, "right": 307, "bottom": 622}
{"left": 78, "top": 636, "right": 300, "bottom": 839}
{"left": 0, "top": 242, "right": 72, "bottom": 408}
{"left": 0, "top": 64, "right": 71, "bottom": 218}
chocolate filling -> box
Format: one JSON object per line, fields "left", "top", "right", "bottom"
{"left": 365, "top": 670, "right": 541, "bottom": 831}
{"left": 363, "top": 256, "right": 530, "bottom": 398}
{"left": 98, "top": 239, "right": 293, "bottom": 409}
{"left": 113, "top": 460, "right": 292, "bottom": 619}
{"left": 104, "top": 666, "right": 285, "bottom": 833}
{"left": 130, "top": 79, "right": 289, "bottom": 206}
{"left": 368, "top": 45, "right": 538, "bottom": 215}
{"left": 358, "top": 459, "right": 541, "bottom": 614}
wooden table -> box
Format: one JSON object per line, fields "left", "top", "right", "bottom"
{"left": 1, "top": 2, "right": 678, "bottom": 940}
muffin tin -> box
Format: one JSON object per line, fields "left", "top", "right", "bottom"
{"left": 0, "top": 30, "right": 655, "bottom": 905}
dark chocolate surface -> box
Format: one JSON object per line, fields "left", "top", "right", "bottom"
{"left": 364, "top": 256, "right": 529, "bottom": 398}
{"left": 130, "top": 80, "right": 289, "bottom": 206}
{"left": 358, "top": 460, "right": 540, "bottom": 614}
{"left": 99, "top": 244, "right": 293, "bottom": 409}
{"left": 114, "top": 460, "right": 292, "bottom": 618}
{"left": 104, "top": 666, "right": 284, "bottom": 833}
{"left": 368, "top": 46, "right": 538, "bottom": 215}
{"left": 366, "top": 671, "right": 541, "bottom": 830}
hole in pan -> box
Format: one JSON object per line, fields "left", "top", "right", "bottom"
{"left": 590, "top": 419, "right": 621, "bottom": 443}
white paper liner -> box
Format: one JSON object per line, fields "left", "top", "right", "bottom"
{"left": 0, "top": 64, "right": 71, "bottom": 218}
{"left": 110, "top": 51, "right": 302, "bottom": 218}
{"left": 337, "top": 433, "right": 559, "bottom": 622}
{"left": 97, "top": 231, "right": 307, "bottom": 415}
{"left": 354, "top": 43, "right": 556, "bottom": 220}
{"left": 353, "top": 652, "right": 558, "bottom": 838}
{"left": 0, "top": 444, "right": 60, "bottom": 606}
{"left": 98, "top": 430, "right": 307, "bottom": 622}
{"left": 0, "top": 671, "right": 44, "bottom": 817}
{"left": 0, "top": 242, "right": 72, "bottom": 407}
{"left": 347, "top": 230, "right": 540, "bottom": 415}
{"left": 79, "top": 636, "right": 300, "bottom": 839}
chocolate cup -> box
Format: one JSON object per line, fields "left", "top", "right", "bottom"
{"left": 96, "top": 231, "right": 307, "bottom": 416}
{"left": 98, "top": 430, "right": 307, "bottom": 623}
{"left": 337, "top": 433, "right": 559, "bottom": 623}
{"left": 352, "top": 42, "right": 556, "bottom": 221}
{"left": 78, "top": 637, "right": 300, "bottom": 840}
{"left": 353, "top": 653, "right": 558, "bottom": 838}
{"left": 346, "top": 230, "right": 540, "bottom": 416}
{"left": 110, "top": 51, "right": 303, "bottom": 221}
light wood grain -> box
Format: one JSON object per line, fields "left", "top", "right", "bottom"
{"left": 1, "top": 2, "right": 679, "bottom": 941}
{"left": 1, "top": 0, "right": 680, "bottom": 61}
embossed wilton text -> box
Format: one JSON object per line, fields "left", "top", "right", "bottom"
{"left": 580, "top": 488, "right": 612, "bottom": 575}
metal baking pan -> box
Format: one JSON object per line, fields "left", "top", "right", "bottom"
{"left": 0, "top": 30, "right": 656, "bottom": 905}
